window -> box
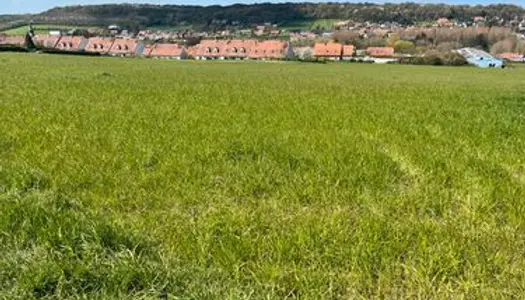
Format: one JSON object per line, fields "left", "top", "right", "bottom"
{"left": 69, "top": 42, "right": 73, "bottom": 48}
{"left": 124, "top": 45, "right": 129, "bottom": 50}
{"left": 232, "top": 47, "right": 237, "bottom": 53}
{"left": 93, "top": 44, "right": 98, "bottom": 50}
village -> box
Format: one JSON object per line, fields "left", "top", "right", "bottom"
{"left": 2, "top": 15, "right": 525, "bottom": 67}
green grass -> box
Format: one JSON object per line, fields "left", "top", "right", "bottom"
{"left": 1, "top": 24, "right": 98, "bottom": 36}
{"left": 2, "top": 53, "right": 525, "bottom": 298}
{"left": 310, "top": 19, "right": 341, "bottom": 30}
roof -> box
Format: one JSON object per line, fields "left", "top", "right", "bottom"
{"left": 85, "top": 38, "right": 115, "bottom": 53}
{"left": 0, "top": 36, "right": 25, "bottom": 46}
{"left": 342, "top": 45, "right": 355, "bottom": 57}
{"left": 496, "top": 52, "right": 524, "bottom": 61}
{"left": 33, "top": 35, "right": 60, "bottom": 49}
{"left": 248, "top": 40, "right": 289, "bottom": 59}
{"left": 224, "top": 39, "right": 257, "bottom": 58}
{"left": 314, "top": 42, "right": 343, "bottom": 57}
{"left": 109, "top": 38, "right": 139, "bottom": 55}
{"left": 55, "top": 36, "right": 86, "bottom": 51}
{"left": 366, "top": 47, "right": 395, "bottom": 57}
{"left": 197, "top": 40, "right": 227, "bottom": 57}
{"left": 148, "top": 43, "right": 186, "bottom": 57}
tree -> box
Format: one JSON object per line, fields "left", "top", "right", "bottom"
{"left": 394, "top": 40, "right": 416, "bottom": 54}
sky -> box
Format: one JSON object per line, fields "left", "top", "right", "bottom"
{"left": 2, "top": 0, "right": 524, "bottom": 14}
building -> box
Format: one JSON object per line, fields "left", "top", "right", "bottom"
{"left": 457, "top": 48, "right": 504, "bottom": 68}
{"left": 146, "top": 43, "right": 188, "bottom": 59}
{"left": 225, "top": 40, "right": 257, "bottom": 59}
{"left": 248, "top": 40, "right": 293, "bottom": 60}
{"left": 342, "top": 45, "right": 355, "bottom": 60}
{"left": 55, "top": 36, "right": 88, "bottom": 52}
{"left": 366, "top": 47, "right": 395, "bottom": 57}
{"left": 496, "top": 52, "right": 524, "bottom": 62}
{"left": 196, "top": 40, "right": 227, "bottom": 60}
{"left": 109, "top": 38, "right": 145, "bottom": 56}
{"left": 0, "top": 36, "right": 25, "bottom": 47}
{"left": 314, "top": 42, "right": 343, "bottom": 60}
{"left": 32, "top": 35, "right": 60, "bottom": 49}
{"left": 85, "top": 38, "right": 115, "bottom": 54}
{"left": 196, "top": 39, "right": 292, "bottom": 60}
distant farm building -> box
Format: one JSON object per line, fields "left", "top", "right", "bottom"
{"left": 366, "top": 47, "right": 395, "bottom": 57}
{"left": 314, "top": 42, "right": 343, "bottom": 60}
{"left": 457, "top": 48, "right": 504, "bottom": 68}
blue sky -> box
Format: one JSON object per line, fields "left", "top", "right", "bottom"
{"left": 3, "top": 0, "right": 524, "bottom": 14}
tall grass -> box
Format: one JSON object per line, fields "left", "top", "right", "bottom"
{"left": 1, "top": 53, "right": 525, "bottom": 298}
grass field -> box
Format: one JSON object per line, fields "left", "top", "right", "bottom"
{"left": 1, "top": 24, "right": 98, "bottom": 36}
{"left": 2, "top": 53, "right": 525, "bottom": 298}
{"left": 310, "top": 19, "right": 341, "bottom": 30}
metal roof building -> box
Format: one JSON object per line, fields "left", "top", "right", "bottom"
{"left": 457, "top": 48, "right": 504, "bottom": 68}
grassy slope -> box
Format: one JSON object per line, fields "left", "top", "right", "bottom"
{"left": 1, "top": 54, "right": 525, "bottom": 298}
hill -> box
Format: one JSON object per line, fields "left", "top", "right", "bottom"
{"left": 2, "top": 3, "right": 525, "bottom": 31}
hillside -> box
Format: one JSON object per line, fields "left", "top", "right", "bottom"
{"left": 2, "top": 3, "right": 525, "bottom": 30}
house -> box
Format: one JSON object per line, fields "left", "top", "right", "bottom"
{"left": 366, "top": 47, "right": 395, "bottom": 57}
{"left": 85, "top": 38, "right": 115, "bottom": 54}
{"left": 342, "top": 45, "right": 355, "bottom": 60}
{"left": 32, "top": 35, "right": 60, "bottom": 49}
{"left": 147, "top": 43, "right": 188, "bottom": 59}
{"left": 186, "top": 46, "right": 199, "bottom": 58}
{"left": 496, "top": 52, "right": 524, "bottom": 62}
{"left": 248, "top": 40, "right": 293, "bottom": 60}
{"left": 457, "top": 48, "right": 504, "bottom": 68}
{"left": 224, "top": 39, "right": 257, "bottom": 59}
{"left": 195, "top": 40, "right": 227, "bottom": 60}
{"left": 109, "top": 39, "right": 145, "bottom": 56}
{"left": 314, "top": 42, "right": 343, "bottom": 60}
{"left": 54, "top": 36, "right": 88, "bottom": 52}
{"left": 0, "top": 36, "right": 25, "bottom": 47}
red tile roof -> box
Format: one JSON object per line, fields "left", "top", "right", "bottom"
{"left": 197, "top": 40, "right": 228, "bottom": 58}
{"left": 342, "top": 45, "right": 355, "bottom": 57}
{"left": 224, "top": 39, "right": 257, "bottom": 58}
{"left": 197, "top": 39, "right": 289, "bottom": 59}
{"left": 314, "top": 42, "right": 343, "bottom": 57}
{"left": 0, "top": 36, "right": 25, "bottom": 46}
{"left": 33, "top": 35, "right": 60, "bottom": 49}
{"left": 496, "top": 52, "right": 524, "bottom": 61}
{"left": 85, "top": 38, "right": 115, "bottom": 53}
{"left": 55, "top": 36, "right": 86, "bottom": 51}
{"left": 109, "top": 39, "right": 139, "bottom": 55}
{"left": 366, "top": 47, "right": 395, "bottom": 57}
{"left": 148, "top": 43, "right": 186, "bottom": 57}
{"left": 248, "top": 40, "right": 289, "bottom": 59}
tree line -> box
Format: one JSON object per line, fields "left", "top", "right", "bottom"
{"left": 15, "top": 3, "right": 525, "bottom": 30}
